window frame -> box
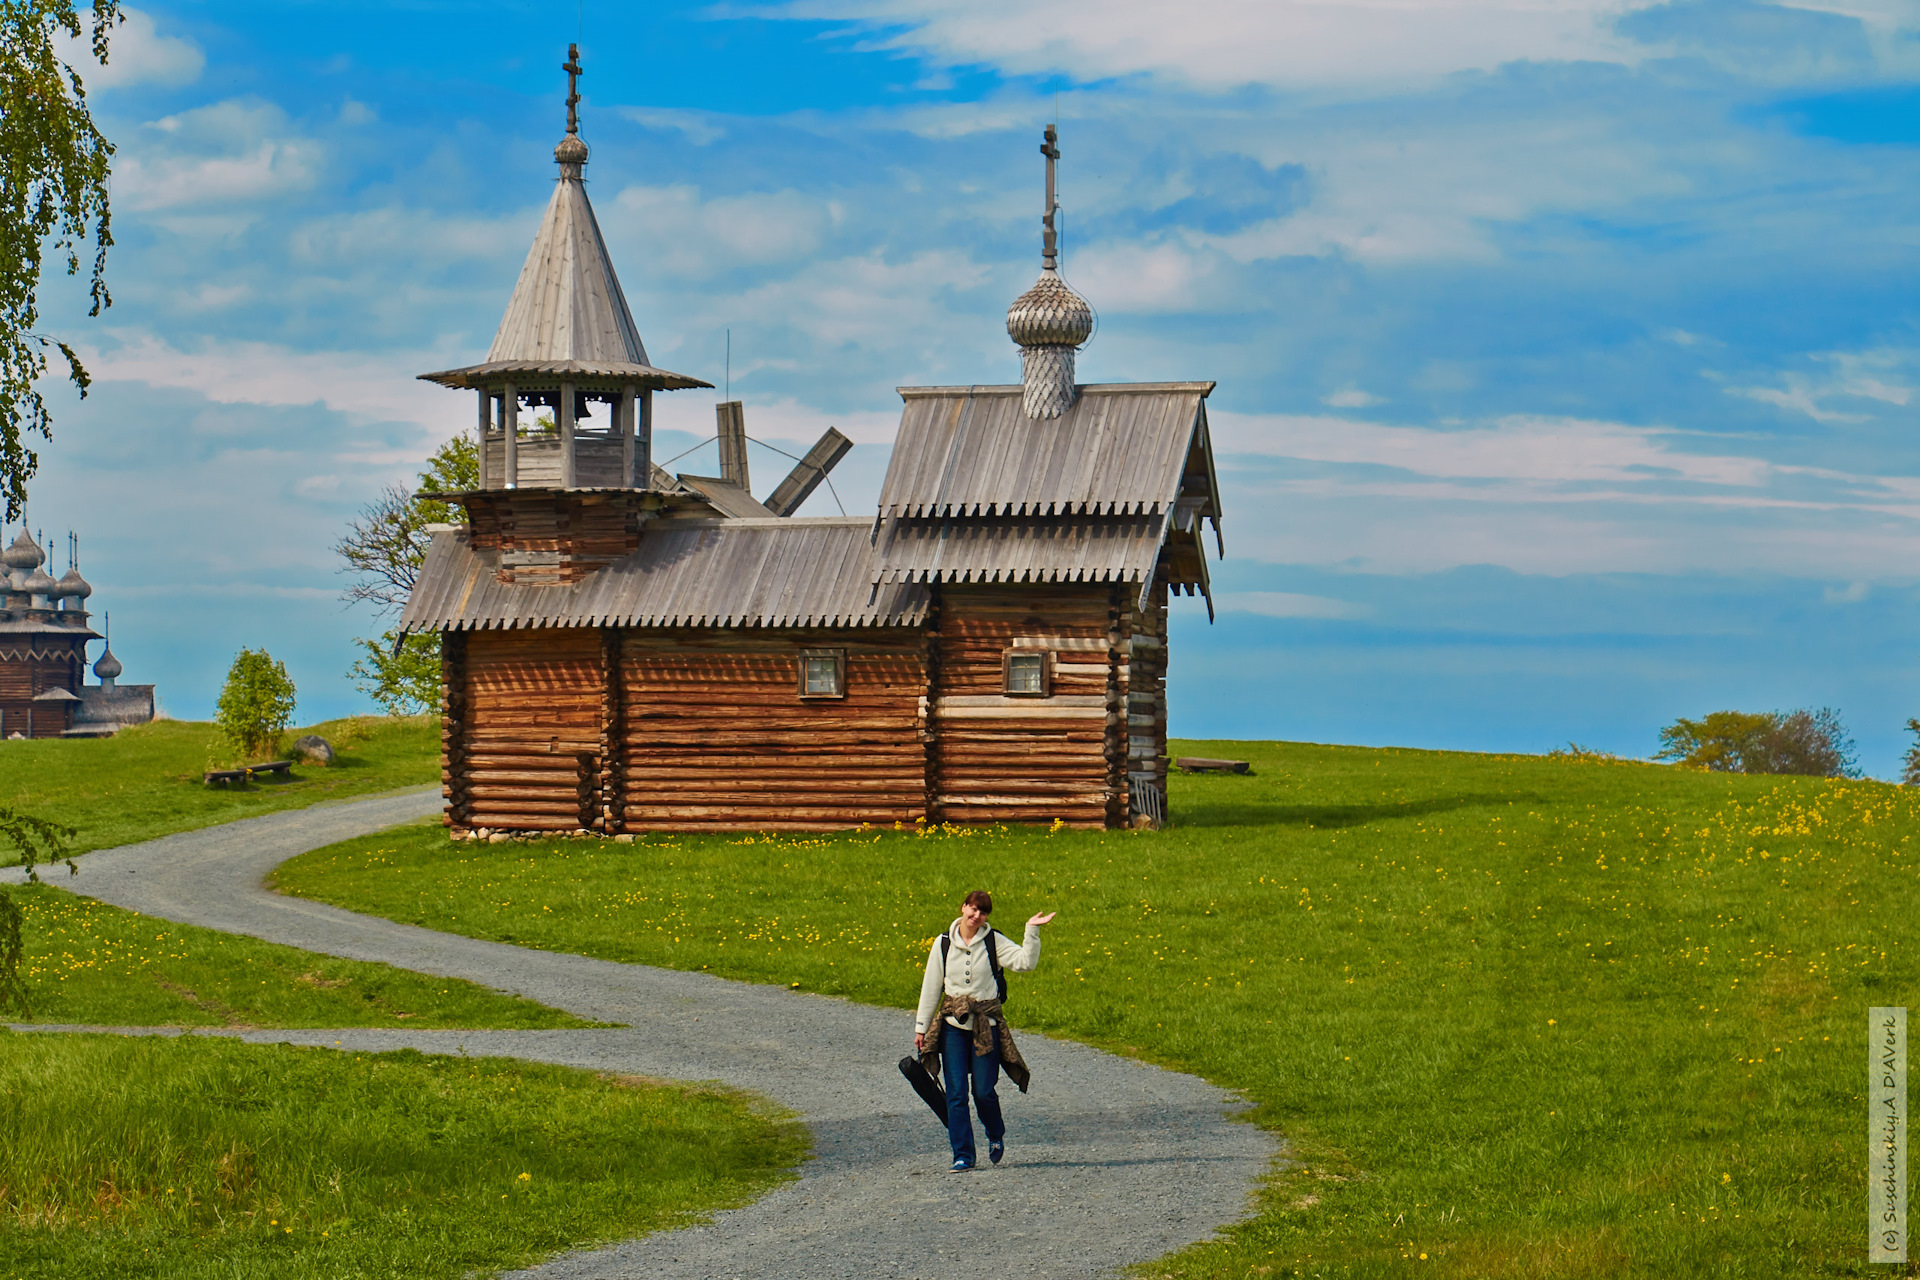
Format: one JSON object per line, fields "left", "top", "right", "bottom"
{"left": 797, "top": 648, "right": 848, "bottom": 699}
{"left": 1001, "top": 648, "right": 1052, "bottom": 698}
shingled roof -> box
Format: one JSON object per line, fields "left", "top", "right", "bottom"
{"left": 400, "top": 518, "right": 929, "bottom": 632}
{"left": 876, "top": 382, "right": 1221, "bottom": 528}
{"left": 419, "top": 136, "right": 709, "bottom": 393}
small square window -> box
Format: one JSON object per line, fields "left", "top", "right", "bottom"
{"left": 1003, "top": 650, "right": 1050, "bottom": 697}
{"left": 798, "top": 649, "right": 846, "bottom": 698}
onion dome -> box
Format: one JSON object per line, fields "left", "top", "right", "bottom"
{"left": 1009, "top": 126, "right": 1094, "bottom": 420}
{"left": 1006, "top": 269, "right": 1094, "bottom": 349}
{"left": 56, "top": 567, "right": 91, "bottom": 603}
{"left": 554, "top": 134, "right": 588, "bottom": 166}
{"left": 2, "top": 528, "right": 42, "bottom": 573}
{"left": 22, "top": 563, "right": 56, "bottom": 598}
{"left": 93, "top": 647, "right": 123, "bottom": 681}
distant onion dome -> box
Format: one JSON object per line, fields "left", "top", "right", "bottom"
{"left": 56, "top": 567, "right": 91, "bottom": 605}
{"left": 22, "top": 563, "right": 56, "bottom": 599}
{"left": 2, "top": 528, "right": 42, "bottom": 573}
{"left": 1007, "top": 270, "right": 1093, "bottom": 421}
{"left": 93, "top": 646, "right": 123, "bottom": 682}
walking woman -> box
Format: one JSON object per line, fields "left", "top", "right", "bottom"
{"left": 914, "top": 890, "right": 1056, "bottom": 1171}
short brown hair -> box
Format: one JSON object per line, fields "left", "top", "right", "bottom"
{"left": 962, "top": 889, "right": 993, "bottom": 915}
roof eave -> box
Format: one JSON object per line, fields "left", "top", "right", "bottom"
{"left": 418, "top": 362, "right": 713, "bottom": 391}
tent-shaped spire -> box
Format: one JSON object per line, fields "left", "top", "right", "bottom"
{"left": 420, "top": 48, "right": 709, "bottom": 394}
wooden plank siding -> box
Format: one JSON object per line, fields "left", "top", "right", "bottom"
{"left": 618, "top": 629, "right": 929, "bottom": 832}
{"left": 1126, "top": 582, "right": 1169, "bottom": 826}
{"left": 929, "top": 585, "right": 1123, "bottom": 829}
{"left": 0, "top": 643, "right": 85, "bottom": 739}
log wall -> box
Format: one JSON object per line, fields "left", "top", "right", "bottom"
{"left": 929, "top": 585, "right": 1122, "bottom": 829}
{"left": 453, "top": 628, "right": 605, "bottom": 830}
{"left": 619, "top": 628, "right": 929, "bottom": 832}
{"left": 463, "top": 492, "right": 649, "bottom": 585}
{"left": 438, "top": 586, "right": 1172, "bottom": 834}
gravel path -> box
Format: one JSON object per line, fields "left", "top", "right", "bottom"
{"left": 4, "top": 790, "right": 1276, "bottom": 1279}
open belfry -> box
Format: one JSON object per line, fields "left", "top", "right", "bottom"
{"left": 400, "top": 49, "right": 1223, "bottom": 832}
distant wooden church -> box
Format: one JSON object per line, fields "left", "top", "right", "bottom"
{"left": 400, "top": 51, "right": 1222, "bottom": 832}
{"left": 0, "top": 527, "right": 152, "bottom": 738}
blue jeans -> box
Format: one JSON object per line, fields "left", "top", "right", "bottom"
{"left": 941, "top": 1021, "right": 1005, "bottom": 1165}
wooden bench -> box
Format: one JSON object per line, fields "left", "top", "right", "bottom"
{"left": 1175, "top": 756, "right": 1250, "bottom": 775}
{"left": 202, "top": 761, "right": 294, "bottom": 787}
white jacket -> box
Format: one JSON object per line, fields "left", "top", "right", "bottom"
{"left": 914, "top": 919, "right": 1042, "bottom": 1034}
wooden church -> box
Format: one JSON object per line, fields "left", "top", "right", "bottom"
{"left": 400, "top": 51, "right": 1222, "bottom": 833}
{"left": 1, "top": 527, "right": 152, "bottom": 738}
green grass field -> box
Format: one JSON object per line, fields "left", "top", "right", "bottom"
{"left": 0, "top": 1032, "right": 805, "bottom": 1279}
{"left": 273, "top": 739, "right": 1906, "bottom": 1278}
{"left": 3, "top": 885, "right": 601, "bottom": 1029}
{"left": 0, "top": 716, "right": 438, "bottom": 863}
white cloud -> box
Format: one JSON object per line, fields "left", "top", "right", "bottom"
{"left": 1825, "top": 580, "right": 1872, "bottom": 603}
{"left": 619, "top": 107, "right": 727, "bottom": 146}
{"left": 117, "top": 101, "right": 322, "bottom": 213}
{"left": 77, "top": 332, "right": 456, "bottom": 438}
{"left": 1218, "top": 590, "right": 1370, "bottom": 618}
{"left": 702, "top": 249, "right": 993, "bottom": 347}
{"left": 611, "top": 184, "right": 835, "bottom": 276}
{"left": 1324, "top": 389, "right": 1385, "bottom": 407}
{"left": 1728, "top": 349, "right": 1916, "bottom": 423}
{"left": 772, "top": 0, "right": 1656, "bottom": 89}
{"left": 56, "top": 8, "right": 202, "bottom": 90}
{"left": 1210, "top": 410, "right": 1781, "bottom": 488}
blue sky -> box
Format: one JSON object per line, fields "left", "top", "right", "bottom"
{"left": 19, "top": 0, "right": 1920, "bottom": 774}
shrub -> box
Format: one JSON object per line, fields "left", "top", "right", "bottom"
{"left": 1656, "top": 707, "right": 1859, "bottom": 778}
{"left": 215, "top": 649, "right": 297, "bottom": 759}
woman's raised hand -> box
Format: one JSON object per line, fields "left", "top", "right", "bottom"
{"left": 1027, "top": 911, "right": 1056, "bottom": 927}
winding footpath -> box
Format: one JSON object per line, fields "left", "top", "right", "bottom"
{"left": 3, "top": 790, "right": 1276, "bottom": 1279}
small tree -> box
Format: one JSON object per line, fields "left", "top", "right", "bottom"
{"left": 347, "top": 628, "right": 442, "bottom": 716}
{"left": 1902, "top": 719, "right": 1920, "bottom": 786}
{"left": 337, "top": 434, "right": 476, "bottom": 714}
{"left": 0, "top": 800, "right": 79, "bottom": 1018}
{"left": 215, "top": 648, "right": 296, "bottom": 759}
{"left": 1656, "top": 707, "right": 1859, "bottom": 778}
{"left": 1, "top": 0, "right": 120, "bottom": 522}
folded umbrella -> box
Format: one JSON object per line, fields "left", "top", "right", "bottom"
{"left": 898, "top": 1054, "right": 947, "bottom": 1122}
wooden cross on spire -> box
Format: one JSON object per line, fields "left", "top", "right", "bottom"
{"left": 564, "top": 43, "right": 583, "bottom": 135}
{"left": 1040, "top": 124, "right": 1060, "bottom": 269}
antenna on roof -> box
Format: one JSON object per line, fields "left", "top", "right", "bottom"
{"left": 563, "top": 43, "right": 583, "bottom": 137}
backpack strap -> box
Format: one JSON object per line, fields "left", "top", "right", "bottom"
{"left": 987, "top": 928, "right": 1007, "bottom": 1004}
{"left": 941, "top": 929, "right": 1010, "bottom": 1005}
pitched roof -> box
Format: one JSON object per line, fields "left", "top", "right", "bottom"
{"left": 419, "top": 157, "right": 710, "bottom": 393}
{"left": 400, "top": 519, "right": 928, "bottom": 633}
{"left": 876, "top": 382, "right": 1220, "bottom": 522}
{"left": 873, "top": 514, "right": 1166, "bottom": 587}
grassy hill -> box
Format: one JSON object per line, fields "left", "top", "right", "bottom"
{"left": 0, "top": 716, "right": 438, "bottom": 862}
{"left": 275, "top": 738, "right": 1902, "bottom": 1278}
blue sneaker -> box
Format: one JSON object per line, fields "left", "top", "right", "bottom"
{"left": 949, "top": 1158, "right": 971, "bottom": 1173}
{"left": 989, "top": 1140, "right": 1004, "bottom": 1165}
